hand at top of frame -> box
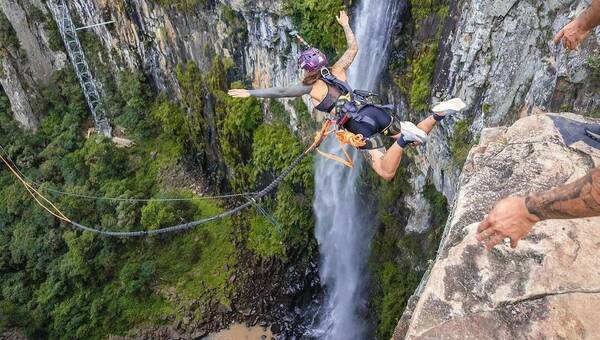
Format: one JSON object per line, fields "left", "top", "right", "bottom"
{"left": 336, "top": 10, "right": 350, "bottom": 27}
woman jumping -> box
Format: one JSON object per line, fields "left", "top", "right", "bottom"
{"left": 229, "top": 11, "right": 465, "bottom": 180}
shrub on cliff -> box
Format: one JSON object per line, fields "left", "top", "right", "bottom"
{"left": 285, "top": 0, "right": 349, "bottom": 57}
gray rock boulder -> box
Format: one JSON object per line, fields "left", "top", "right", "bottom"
{"left": 395, "top": 113, "right": 600, "bottom": 339}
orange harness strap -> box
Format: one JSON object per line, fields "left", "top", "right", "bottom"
{"left": 309, "top": 120, "right": 367, "bottom": 168}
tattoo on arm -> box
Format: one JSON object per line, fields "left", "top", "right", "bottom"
{"left": 525, "top": 167, "right": 600, "bottom": 220}
{"left": 333, "top": 24, "right": 358, "bottom": 70}
{"left": 248, "top": 84, "right": 312, "bottom": 98}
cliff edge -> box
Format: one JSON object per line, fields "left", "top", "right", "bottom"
{"left": 395, "top": 113, "right": 600, "bottom": 339}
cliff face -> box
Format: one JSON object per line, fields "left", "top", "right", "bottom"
{"left": 400, "top": 0, "right": 600, "bottom": 233}
{"left": 0, "top": 0, "right": 303, "bottom": 129}
{"left": 394, "top": 113, "right": 600, "bottom": 339}
{"left": 3, "top": 0, "right": 600, "bottom": 337}
{"left": 66, "top": 0, "right": 301, "bottom": 92}
{"left": 0, "top": 0, "right": 66, "bottom": 129}
{"left": 0, "top": 1, "right": 319, "bottom": 337}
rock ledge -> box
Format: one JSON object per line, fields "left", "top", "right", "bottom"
{"left": 395, "top": 113, "right": 600, "bottom": 340}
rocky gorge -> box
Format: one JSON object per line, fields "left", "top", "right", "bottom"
{"left": 0, "top": 0, "right": 599, "bottom": 339}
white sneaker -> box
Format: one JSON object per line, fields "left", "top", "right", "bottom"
{"left": 401, "top": 121, "right": 429, "bottom": 145}
{"left": 432, "top": 98, "right": 467, "bottom": 116}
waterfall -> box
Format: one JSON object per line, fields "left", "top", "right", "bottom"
{"left": 312, "top": 0, "right": 401, "bottom": 339}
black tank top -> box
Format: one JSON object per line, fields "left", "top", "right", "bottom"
{"left": 315, "top": 82, "right": 342, "bottom": 113}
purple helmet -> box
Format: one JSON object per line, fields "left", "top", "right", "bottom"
{"left": 298, "top": 48, "right": 328, "bottom": 72}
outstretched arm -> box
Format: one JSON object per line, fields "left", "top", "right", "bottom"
{"left": 476, "top": 166, "right": 600, "bottom": 249}
{"left": 228, "top": 84, "right": 312, "bottom": 99}
{"left": 332, "top": 11, "right": 358, "bottom": 71}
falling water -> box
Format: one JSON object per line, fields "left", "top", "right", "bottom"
{"left": 312, "top": 0, "right": 401, "bottom": 339}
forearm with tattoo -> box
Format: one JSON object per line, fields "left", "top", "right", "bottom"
{"left": 333, "top": 24, "right": 358, "bottom": 70}
{"left": 525, "top": 167, "right": 600, "bottom": 220}
{"left": 248, "top": 84, "right": 312, "bottom": 98}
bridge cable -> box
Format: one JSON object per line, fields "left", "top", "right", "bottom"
{"left": 0, "top": 125, "right": 327, "bottom": 237}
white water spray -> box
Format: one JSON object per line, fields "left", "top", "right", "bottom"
{"left": 312, "top": 0, "right": 401, "bottom": 339}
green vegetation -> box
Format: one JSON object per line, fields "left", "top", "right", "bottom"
{"left": 151, "top": 0, "right": 205, "bottom": 11}
{"left": 390, "top": 1, "right": 449, "bottom": 115}
{"left": 449, "top": 117, "right": 475, "bottom": 167}
{"left": 248, "top": 215, "right": 285, "bottom": 259}
{"left": 0, "top": 44, "right": 320, "bottom": 336}
{"left": 291, "top": 97, "right": 318, "bottom": 131}
{"left": 482, "top": 103, "right": 491, "bottom": 115}
{"left": 249, "top": 124, "right": 315, "bottom": 255}
{"left": 45, "top": 17, "right": 63, "bottom": 52}
{"left": 588, "top": 55, "right": 600, "bottom": 82}
{"left": 26, "top": 6, "right": 46, "bottom": 24}
{"left": 0, "top": 8, "right": 18, "bottom": 53}
{"left": 410, "top": 0, "right": 449, "bottom": 31}
{"left": 213, "top": 77, "right": 264, "bottom": 176}
{"left": 583, "top": 111, "right": 600, "bottom": 118}
{"left": 219, "top": 95, "right": 263, "bottom": 166}
{"left": 285, "top": 0, "right": 349, "bottom": 57}
{"left": 218, "top": 4, "right": 247, "bottom": 41}
{"left": 365, "top": 161, "right": 449, "bottom": 339}
{"left": 0, "top": 68, "right": 185, "bottom": 338}
{"left": 0, "top": 64, "right": 240, "bottom": 337}
{"left": 363, "top": 167, "right": 416, "bottom": 339}
{"left": 422, "top": 184, "right": 448, "bottom": 229}
{"left": 269, "top": 99, "right": 289, "bottom": 124}
{"left": 409, "top": 43, "right": 439, "bottom": 112}
{"left": 374, "top": 262, "right": 420, "bottom": 339}
{"left": 113, "top": 71, "right": 156, "bottom": 138}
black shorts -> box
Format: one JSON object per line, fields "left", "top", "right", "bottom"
{"left": 344, "top": 105, "right": 392, "bottom": 139}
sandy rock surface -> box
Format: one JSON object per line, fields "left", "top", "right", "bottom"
{"left": 396, "top": 113, "right": 600, "bottom": 339}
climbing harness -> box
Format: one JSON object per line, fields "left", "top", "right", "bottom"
{"left": 0, "top": 137, "right": 324, "bottom": 237}
{"left": 306, "top": 119, "right": 364, "bottom": 168}
{"left": 310, "top": 68, "right": 402, "bottom": 167}
{"left": 291, "top": 32, "right": 401, "bottom": 165}
{"left": 319, "top": 68, "right": 396, "bottom": 126}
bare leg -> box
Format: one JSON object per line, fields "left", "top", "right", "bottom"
{"left": 390, "top": 115, "right": 437, "bottom": 141}
{"left": 365, "top": 98, "right": 466, "bottom": 180}
{"left": 366, "top": 115, "right": 437, "bottom": 180}
{"left": 416, "top": 115, "right": 437, "bottom": 134}
{"left": 362, "top": 144, "right": 404, "bottom": 181}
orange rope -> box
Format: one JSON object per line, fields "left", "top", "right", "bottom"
{"left": 310, "top": 119, "right": 367, "bottom": 168}
{"left": 335, "top": 130, "right": 366, "bottom": 148}
{"left": 0, "top": 154, "right": 71, "bottom": 222}
{"left": 305, "top": 119, "right": 335, "bottom": 154}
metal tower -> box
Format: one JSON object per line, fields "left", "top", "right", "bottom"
{"left": 48, "top": 0, "right": 112, "bottom": 137}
